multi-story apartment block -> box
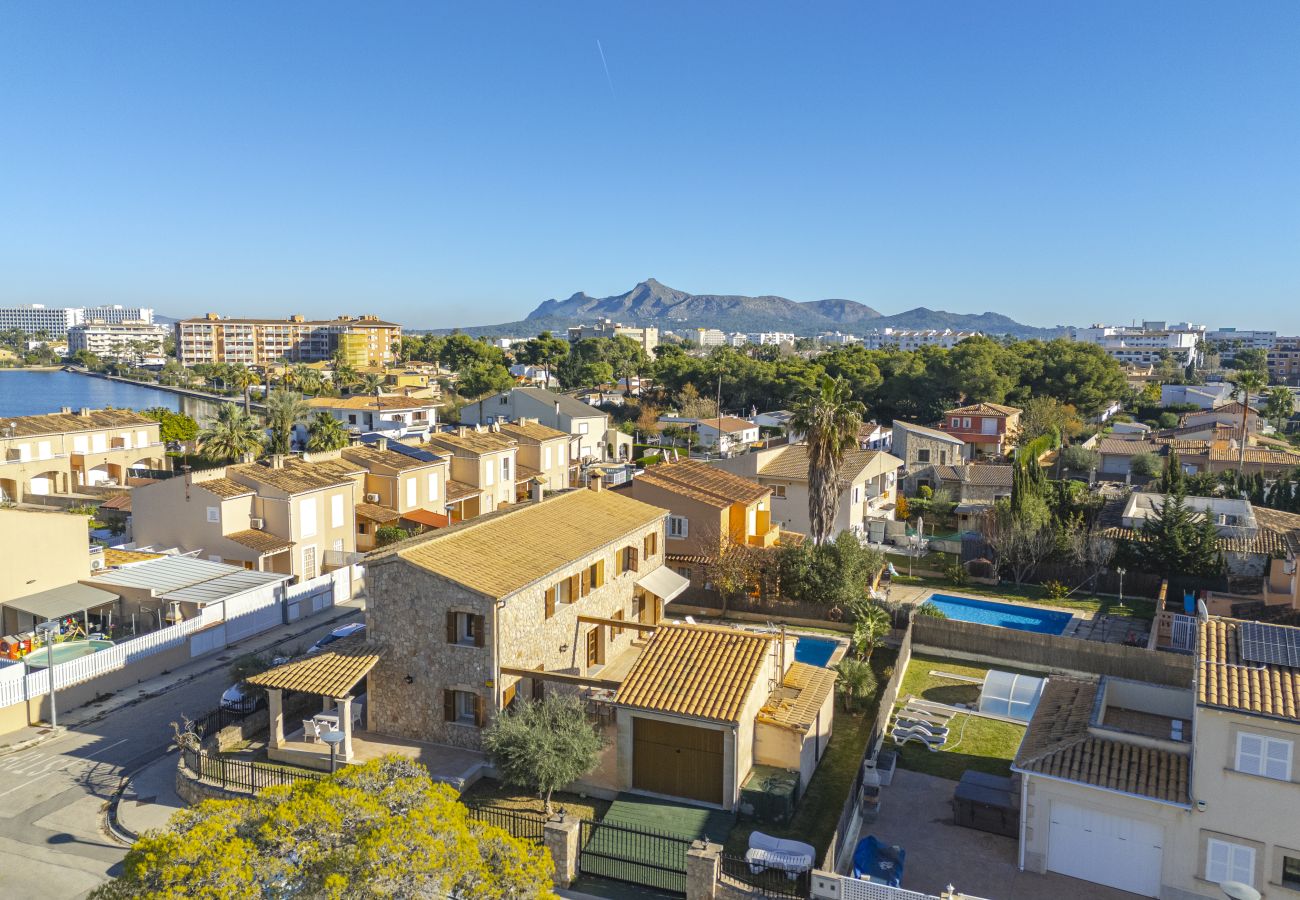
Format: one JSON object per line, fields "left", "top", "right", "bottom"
{"left": 1269, "top": 336, "right": 1300, "bottom": 386}
{"left": 67, "top": 320, "right": 170, "bottom": 362}
{"left": 692, "top": 328, "right": 727, "bottom": 348}
{"left": 0, "top": 408, "right": 165, "bottom": 502}
{"left": 863, "top": 328, "right": 982, "bottom": 351}
{"left": 1206, "top": 328, "right": 1277, "bottom": 365}
{"left": 83, "top": 305, "right": 154, "bottom": 325}
{"left": 174, "top": 313, "right": 401, "bottom": 367}
{"left": 424, "top": 426, "right": 521, "bottom": 516}
{"left": 0, "top": 305, "right": 84, "bottom": 337}
{"left": 496, "top": 419, "right": 572, "bottom": 491}
{"left": 1073, "top": 322, "right": 1205, "bottom": 367}
{"left": 567, "top": 317, "right": 659, "bottom": 354}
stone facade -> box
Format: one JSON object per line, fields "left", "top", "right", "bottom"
{"left": 891, "top": 422, "right": 968, "bottom": 472}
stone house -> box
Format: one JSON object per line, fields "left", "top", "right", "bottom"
{"left": 497, "top": 419, "right": 573, "bottom": 492}
{"left": 891, "top": 420, "right": 969, "bottom": 473}
{"left": 363, "top": 485, "right": 689, "bottom": 751}
{"left": 902, "top": 463, "right": 1013, "bottom": 530}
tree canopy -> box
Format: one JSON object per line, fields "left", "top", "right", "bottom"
{"left": 482, "top": 694, "right": 606, "bottom": 815}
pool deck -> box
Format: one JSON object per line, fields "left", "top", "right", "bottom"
{"left": 891, "top": 587, "right": 1151, "bottom": 646}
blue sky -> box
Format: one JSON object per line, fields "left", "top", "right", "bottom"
{"left": 1, "top": 2, "right": 1297, "bottom": 331}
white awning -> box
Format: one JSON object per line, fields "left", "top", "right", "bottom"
{"left": 635, "top": 567, "right": 691, "bottom": 604}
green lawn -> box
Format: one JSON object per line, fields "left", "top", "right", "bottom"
{"left": 899, "top": 575, "right": 1156, "bottom": 622}
{"left": 459, "top": 777, "right": 612, "bottom": 822}
{"left": 890, "top": 653, "right": 1027, "bottom": 781}
{"left": 725, "top": 647, "right": 897, "bottom": 859}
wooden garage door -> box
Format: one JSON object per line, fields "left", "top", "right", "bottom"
{"left": 632, "top": 717, "right": 724, "bottom": 805}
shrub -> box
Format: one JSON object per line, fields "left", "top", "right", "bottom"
{"left": 375, "top": 525, "right": 412, "bottom": 547}
{"left": 914, "top": 601, "right": 948, "bottom": 619}
{"left": 1042, "top": 579, "right": 1070, "bottom": 600}
{"left": 1059, "top": 445, "right": 1100, "bottom": 473}
{"left": 1130, "top": 452, "right": 1161, "bottom": 478}
{"left": 944, "top": 562, "right": 969, "bottom": 587}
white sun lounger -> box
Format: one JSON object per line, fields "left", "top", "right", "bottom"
{"left": 893, "top": 717, "right": 950, "bottom": 740}
{"left": 892, "top": 724, "right": 946, "bottom": 751}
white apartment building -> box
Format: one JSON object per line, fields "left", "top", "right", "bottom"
{"left": 0, "top": 305, "right": 84, "bottom": 337}
{"left": 863, "top": 328, "right": 981, "bottom": 350}
{"left": 817, "top": 331, "right": 859, "bottom": 346}
{"left": 1073, "top": 322, "right": 1204, "bottom": 366}
{"left": 83, "top": 305, "right": 155, "bottom": 325}
{"left": 1206, "top": 328, "right": 1277, "bottom": 364}
{"left": 567, "top": 318, "right": 659, "bottom": 354}
{"left": 68, "top": 321, "right": 170, "bottom": 361}
{"left": 691, "top": 327, "right": 726, "bottom": 348}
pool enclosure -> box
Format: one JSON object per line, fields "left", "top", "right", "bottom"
{"left": 977, "top": 669, "right": 1046, "bottom": 721}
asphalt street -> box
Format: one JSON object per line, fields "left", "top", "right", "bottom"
{"left": 0, "top": 613, "right": 361, "bottom": 900}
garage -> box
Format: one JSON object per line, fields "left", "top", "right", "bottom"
{"left": 632, "top": 717, "right": 724, "bottom": 805}
{"left": 1046, "top": 801, "right": 1163, "bottom": 897}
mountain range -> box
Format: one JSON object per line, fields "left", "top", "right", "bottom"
{"left": 423, "top": 278, "right": 1062, "bottom": 339}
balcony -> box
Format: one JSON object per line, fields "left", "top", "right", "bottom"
{"left": 747, "top": 524, "right": 781, "bottom": 548}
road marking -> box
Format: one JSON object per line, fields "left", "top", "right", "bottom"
{"left": 0, "top": 739, "right": 128, "bottom": 798}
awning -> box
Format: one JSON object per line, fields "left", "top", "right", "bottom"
{"left": 5, "top": 582, "right": 120, "bottom": 621}
{"left": 246, "top": 634, "right": 382, "bottom": 697}
{"left": 401, "top": 508, "right": 448, "bottom": 528}
{"left": 635, "top": 567, "right": 691, "bottom": 604}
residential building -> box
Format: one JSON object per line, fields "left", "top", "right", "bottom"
{"left": 0, "top": 304, "right": 84, "bottom": 337}
{"left": 67, "top": 320, "right": 170, "bottom": 362}
{"left": 753, "top": 410, "right": 796, "bottom": 433}
{"left": 1073, "top": 323, "right": 1204, "bottom": 367}
{"left": 424, "top": 426, "right": 520, "bottom": 516}
{"left": 1161, "top": 383, "right": 1233, "bottom": 410}
{"left": 863, "top": 328, "right": 981, "bottom": 351}
{"left": 692, "top": 328, "right": 726, "bottom": 347}
{"left": 508, "top": 363, "right": 557, "bottom": 388}
{"left": 940, "top": 402, "right": 1022, "bottom": 458}
{"left": 714, "top": 444, "right": 903, "bottom": 539}
{"left": 174, "top": 313, "right": 401, "bottom": 367}
{"left": 83, "top": 305, "right": 155, "bottom": 325}
{"left": 131, "top": 453, "right": 365, "bottom": 580}
{"left": 1206, "top": 328, "right": 1277, "bottom": 365}
{"left": 459, "top": 387, "right": 616, "bottom": 463}
{"left": 657, "top": 416, "right": 761, "bottom": 456}
{"left": 1180, "top": 402, "right": 1260, "bottom": 436}
{"left": 1268, "top": 336, "right": 1300, "bottom": 386}
{"left": 362, "top": 485, "right": 685, "bottom": 750}
{"left": 0, "top": 508, "right": 95, "bottom": 606}
{"left": 339, "top": 440, "right": 450, "bottom": 550}
{"left": 902, "top": 463, "right": 1013, "bottom": 531}
{"left": 731, "top": 332, "right": 795, "bottom": 347}
{"left": 890, "top": 421, "right": 970, "bottom": 472}
{"left": 858, "top": 421, "right": 892, "bottom": 452}
{"left": 0, "top": 408, "right": 165, "bottom": 501}
{"left": 1095, "top": 436, "right": 1161, "bottom": 478}
{"left": 567, "top": 318, "right": 659, "bottom": 354}
{"left": 496, "top": 419, "right": 572, "bottom": 492}
{"left": 300, "top": 395, "right": 438, "bottom": 442}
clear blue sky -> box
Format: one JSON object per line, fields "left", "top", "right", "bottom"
{"left": 1, "top": 2, "right": 1297, "bottom": 331}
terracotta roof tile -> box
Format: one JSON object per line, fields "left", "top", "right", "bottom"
{"left": 228, "top": 457, "right": 363, "bottom": 494}
{"left": 425, "top": 429, "right": 517, "bottom": 456}
{"left": 2, "top": 408, "right": 155, "bottom": 438}
{"left": 247, "top": 633, "right": 381, "bottom": 697}
{"left": 102, "top": 547, "right": 162, "bottom": 566}
{"left": 306, "top": 395, "right": 436, "bottom": 411}
{"left": 757, "top": 444, "right": 900, "bottom": 487}
{"left": 892, "top": 420, "right": 965, "bottom": 445}
{"left": 355, "top": 502, "right": 402, "bottom": 523}
{"left": 224, "top": 529, "right": 294, "bottom": 554}
{"left": 445, "top": 480, "right": 480, "bottom": 502}
{"left": 98, "top": 494, "right": 133, "bottom": 512}
{"left": 615, "top": 624, "right": 776, "bottom": 723}
{"left": 194, "top": 477, "right": 256, "bottom": 499}
{"left": 1198, "top": 617, "right": 1300, "bottom": 723}
{"left": 341, "top": 445, "right": 438, "bottom": 471}
{"left": 635, "top": 459, "right": 770, "bottom": 508}
{"left": 497, "top": 420, "right": 569, "bottom": 443}
{"left": 944, "top": 402, "right": 1021, "bottom": 417}
{"left": 758, "top": 661, "right": 837, "bottom": 733}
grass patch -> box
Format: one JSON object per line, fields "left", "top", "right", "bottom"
{"left": 901, "top": 575, "right": 1156, "bottom": 622}
{"left": 725, "top": 647, "right": 898, "bottom": 859}
{"left": 459, "top": 777, "right": 611, "bottom": 822}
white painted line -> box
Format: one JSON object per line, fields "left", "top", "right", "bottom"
{"left": 0, "top": 738, "right": 129, "bottom": 798}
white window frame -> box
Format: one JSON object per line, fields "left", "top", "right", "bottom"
{"left": 502, "top": 457, "right": 510, "bottom": 482}
{"left": 206, "top": 506, "right": 220, "bottom": 524}
{"left": 484, "top": 460, "right": 494, "bottom": 486}
{"left": 427, "top": 472, "right": 439, "bottom": 502}
{"left": 406, "top": 478, "right": 417, "bottom": 508}
{"left": 668, "top": 515, "right": 689, "bottom": 539}
{"left": 544, "top": 446, "right": 552, "bottom": 469}
{"left": 72, "top": 435, "right": 88, "bottom": 453}
{"left": 1206, "top": 838, "right": 1255, "bottom": 886}
{"left": 302, "top": 545, "right": 318, "bottom": 580}
{"left": 578, "top": 422, "right": 589, "bottom": 435}
{"left": 1235, "top": 732, "right": 1292, "bottom": 781}
{"left": 331, "top": 494, "right": 344, "bottom": 529}
{"left": 300, "top": 497, "right": 318, "bottom": 538}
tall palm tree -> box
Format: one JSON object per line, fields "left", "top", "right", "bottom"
{"left": 306, "top": 412, "right": 351, "bottom": 451}
{"left": 293, "top": 364, "right": 324, "bottom": 396}
{"left": 199, "top": 405, "right": 264, "bottom": 463}
{"left": 359, "top": 373, "right": 386, "bottom": 396}
{"left": 791, "top": 375, "right": 865, "bottom": 544}
{"left": 1228, "top": 368, "right": 1268, "bottom": 476}
{"left": 1263, "top": 386, "right": 1295, "bottom": 433}
{"left": 264, "top": 390, "right": 310, "bottom": 455}
{"left": 228, "top": 364, "right": 261, "bottom": 414}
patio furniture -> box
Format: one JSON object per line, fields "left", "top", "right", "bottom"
{"left": 747, "top": 832, "right": 815, "bottom": 876}
{"left": 893, "top": 717, "right": 950, "bottom": 740}
{"left": 313, "top": 713, "right": 341, "bottom": 732}
{"left": 891, "top": 724, "right": 945, "bottom": 751}
{"left": 852, "top": 836, "right": 906, "bottom": 886}
{"left": 302, "top": 719, "right": 321, "bottom": 743}
{"left": 953, "top": 771, "right": 1018, "bottom": 837}
{"left": 897, "top": 706, "right": 952, "bottom": 726}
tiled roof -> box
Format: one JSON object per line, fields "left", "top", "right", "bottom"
{"left": 102, "top": 547, "right": 162, "bottom": 566}
{"left": 426, "top": 429, "right": 517, "bottom": 455}
{"left": 960, "top": 464, "right": 1014, "bottom": 488}
{"left": 386, "top": 489, "right": 666, "bottom": 599}
{"left": 1208, "top": 447, "right": 1300, "bottom": 465}
{"left": 1098, "top": 522, "right": 1294, "bottom": 557}
{"left": 355, "top": 502, "right": 402, "bottom": 523}
{"left": 512, "top": 387, "right": 605, "bottom": 420}
{"left": 758, "top": 661, "right": 838, "bottom": 733}
{"left": 0, "top": 408, "right": 155, "bottom": 437}
{"left": 944, "top": 402, "right": 1021, "bottom": 417}
{"left": 306, "top": 395, "right": 435, "bottom": 411}
{"left": 1015, "top": 678, "right": 1190, "bottom": 805}
{"left": 1198, "top": 617, "right": 1300, "bottom": 723}
{"left": 445, "top": 480, "right": 480, "bottom": 502}
{"left": 615, "top": 624, "right": 776, "bottom": 723}
{"left": 228, "top": 457, "right": 364, "bottom": 495}
{"left": 497, "top": 420, "right": 568, "bottom": 443}
{"left": 893, "top": 420, "right": 965, "bottom": 445}
{"left": 757, "top": 444, "right": 900, "bottom": 487}
{"left": 1096, "top": 438, "right": 1159, "bottom": 456}
{"left": 705, "top": 416, "right": 758, "bottom": 434}
{"left": 224, "top": 529, "right": 294, "bottom": 554}
{"left": 247, "top": 633, "right": 382, "bottom": 697}
{"left": 98, "top": 493, "right": 133, "bottom": 512}
{"left": 195, "top": 477, "right": 256, "bottom": 499}
{"left": 515, "top": 463, "right": 542, "bottom": 482}
{"left": 634, "top": 459, "right": 769, "bottom": 508}
{"left": 341, "top": 444, "right": 437, "bottom": 471}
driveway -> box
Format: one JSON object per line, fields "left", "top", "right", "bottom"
{"left": 863, "top": 768, "right": 1140, "bottom": 900}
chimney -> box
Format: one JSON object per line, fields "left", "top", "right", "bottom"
{"left": 271, "top": 454, "right": 285, "bottom": 469}
{"left": 79, "top": 407, "right": 90, "bottom": 417}
{"left": 458, "top": 426, "right": 468, "bottom": 438}
{"left": 531, "top": 478, "right": 546, "bottom": 504}
{"left": 60, "top": 406, "right": 72, "bottom": 415}
{"left": 554, "top": 400, "right": 561, "bottom": 418}
{"left": 376, "top": 437, "right": 388, "bottom": 452}
{"left": 588, "top": 473, "right": 604, "bottom": 493}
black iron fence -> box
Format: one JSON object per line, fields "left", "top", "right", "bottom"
{"left": 190, "top": 698, "right": 261, "bottom": 739}
{"left": 180, "top": 746, "right": 324, "bottom": 793}
{"left": 464, "top": 804, "right": 548, "bottom": 845}
{"left": 719, "top": 853, "right": 811, "bottom": 899}
{"left": 577, "top": 818, "right": 692, "bottom": 895}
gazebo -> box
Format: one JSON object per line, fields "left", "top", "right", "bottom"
{"left": 247, "top": 633, "right": 383, "bottom": 770}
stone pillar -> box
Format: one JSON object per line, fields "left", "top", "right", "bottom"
{"left": 268, "top": 689, "right": 285, "bottom": 749}
{"left": 685, "top": 840, "right": 720, "bottom": 900}
{"left": 542, "top": 814, "right": 582, "bottom": 888}
{"left": 334, "top": 695, "right": 353, "bottom": 760}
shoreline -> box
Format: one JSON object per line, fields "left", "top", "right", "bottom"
{"left": 62, "top": 368, "right": 266, "bottom": 410}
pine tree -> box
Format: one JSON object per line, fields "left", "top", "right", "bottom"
{"left": 1137, "top": 489, "right": 1222, "bottom": 579}
{"left": 1158, "top": 451, "right": 1185, "bottom": 494}
{"left": 1252, "top": 472, "right": 1267, "bottom": 505}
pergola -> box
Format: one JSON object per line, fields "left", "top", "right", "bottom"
{"left": 247, "top": 633, "right": 382, "bottom": 767}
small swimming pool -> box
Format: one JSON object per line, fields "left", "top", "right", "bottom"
{"left": 23, "top": 639, "right": 115, "bottom": 668}
{"left": 793, "top": 636, "right": 840, "bottom": 667}
{"left": 924, "top": 594, "right": 1072, "bottom": 635}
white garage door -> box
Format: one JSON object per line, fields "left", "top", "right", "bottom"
{"left": 28, "top": 475, "right": 52, "bottom": 496}
{"left": 1047, "top": 801, "right": 1163, "bottom": 897}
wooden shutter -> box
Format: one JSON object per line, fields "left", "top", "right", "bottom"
{"left": 595, "top": 560, "right": 605, "bottom": 587}
{"left": 443, "top": 690, "right": 455, "bottom": 722}
{"left": 614, "top": 552, "right": 624, "bottom": 576}
{"left": 445, "top": 611, "right": 457, "bottom": 644}
{"left": 471, "top": 614, "right": 485, "bottom": 647}
{"left": 629, "top": 546, "right": 640, "bottom": 573}
{"left": 545, "top": 588, "right": 555, "bottom": 619}
{"left": 473, "top": 694, "right": 486, "bottom": 727}
{"left": 644, "top": 533, "right": 656, "bottom": 558}
{"left": 569, "top": 574, "right": 580, "bottom": 601}
{"left": 581, "top": 568, "right": 590, "bottom": 597}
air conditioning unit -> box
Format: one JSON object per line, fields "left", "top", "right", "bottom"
{"left": 365, "top": 493, "right": 380, "bottom": 503}
{"left": 249, "top": 517, "right": 265, "bottom": 530}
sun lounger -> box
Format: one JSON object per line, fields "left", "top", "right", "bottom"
{"left": 893, "top": 717, "right": 950, "bottom": 740}
{"left": 892, "top": 725, "right": 946, "bottom": 751}
{"left": 747, "top": 832, "right": 814, "bottom": 876}
{"left": 898, "top": 706, "right": 952, "bottom": 726}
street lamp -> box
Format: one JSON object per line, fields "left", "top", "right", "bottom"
{"left": 321, "top": 729, "right": 345, "bottom": 774}
{"left": 35, "top": 620, "right": 59, "bottom": 729}
{"left": 1116, "top": 567, "right": 1127, "bottom": 606}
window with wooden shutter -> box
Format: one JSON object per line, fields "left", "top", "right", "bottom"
{"left": 569, "top": 574, "right": 580, "bottom": 601}
{"left": 614, "top": 551, "right": 624, "bottom": 577}
{"left": 471, "top": 614, "right": 485, "bottom": 647}
{"left": 580, "top": 568, "right": 590, "bottom": 597}
{"left": 627, "top": 546, "right": 640, "bottom": 573}
{"left": 545, "top": 589, "right": 556, "bottom": 619}
{"left": 443, "top": 690, "right": 455, "bottom": 722}
{"left": 611, "top": 610, "right": 624, "bottom": 638}
{"left": 644, "top": 532, "right": 657, "bottom": 558}
{"left": 445, "top": 612, "right": 457, "bottom": 644}
{"left": 473, "top": 694, "right": 486, "bottom": 727}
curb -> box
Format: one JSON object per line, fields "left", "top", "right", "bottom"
{"left": 0, "top": 725, "right": 66, "bottom": 758}
{"left": 104, "top": 743, "right": 175, "bottom": 846}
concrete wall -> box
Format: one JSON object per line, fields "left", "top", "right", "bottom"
{"left": 0, "top": 508, "right": 91, "bottom": 605}
{"left": 131, "top": 473, "right": 261, "bottom": 565}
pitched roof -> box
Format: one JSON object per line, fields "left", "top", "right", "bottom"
{"left": 425, "top": 429, "right": 517, "bottom": 455}
{"left": 956, "top": 464, "right": 1014, "bottom": 488}
{"left": 306, "top": 394, "right": 436, "bottom": 411}
{"left": 615, "top": 624, "right": 776, "bottom": 723}
{"left": 497, "top": 420, "right": 569, "bottom": 443}
{"left": 385, "top": 489, "right": 666, "bottom": 599}
{"left": 224, "top": 529, "right": 294, "bottom": 554}
{"left": 1, "top": 408, "right": 155, "bottom": 437}
{"left": 1208, "top": 447, "right": 1300, "bottom": 466}
{"left": 445, "top": 480, "right": 480, "bottom": 502}
{"left": 1015, "top": 678, "right": 1190, "bottom": 805}
{"left": 228, "top": 457, "right": 363, "bottom": 494}
{"left": 1096, "top": 438, "right": 1159, "bottom": 456}
{"left": 98, "top": 493, "right": 133, "bottom": 512}
{"left": 341, "top": 444, "right": 438, "bottom": 472}
{"left": 757, "top": 444, "right": 900, "bottom": 487}
{"left": 194, "top": 477, "right": 256, "bottom": 499}
{"left": 634, "top": 459, "right": 769, "bottom": 508}
{"left": 758, "top": 661, "right": 838, "bottom": 733}
{"left": 513, "top": 387, "right": 605, "bottom": 420}
{"left": 701, "top": 416, "right": 757, "bottom": 434}
{"left": 246, "top": 633, "right": 381, "bottom": 697}
{"left": 1198, "top": 617, "right": 1300, "bottom": 723}
{"left": 944, "top": 402, "right": 1022, "bottom": 417}
{"left": 355, "top": 502, "right": 402, "bottom": 523}
{"left": 893, "top": 420, "right": 965, "bottom": 445}
{"left": 102, "top": 547, "right": 162, "bottom": 566}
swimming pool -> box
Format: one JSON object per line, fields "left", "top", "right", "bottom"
{"left": 793, "top": 636, "right": 840, "bottom": 667}
{"left": 23, "top": 639, "right": 115, "bottom": 668}
{"left": 923, "top": 594, "right": 1072, "bottom": 635}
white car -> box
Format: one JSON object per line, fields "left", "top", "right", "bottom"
{"left": 307, "top": 622, "right": 366, "bottom": 654}
{"left": 219, "top": 682, "right": 262, "bottom": 711}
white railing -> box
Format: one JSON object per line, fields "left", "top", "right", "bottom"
{"left": 1170, "top": 613, "right": 1197, "bottom": 652}
{"left": 0, "top": 663, "right": 26, "bottom": 709}
{"left": 825, "top": 876, "right": 990, "bottom": 900}
{"left": 21, "top": 616, "right": 206, "bottom": 698}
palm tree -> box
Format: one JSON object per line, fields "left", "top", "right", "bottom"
{"left": 1228, "top": 368, "right": 1268, "bottom": 476}
{"left": 306, "top": 412, "right": 351, "bottom": 451}
{"left": 228, "top": 364, "right": 261, "bottom": 414}
{"left": 834, "top": 657, "right": 877, "bottom": 713}
{"left": 359, "top": 373, "right": 386, "bottom": 396}
{"left": 199, "top": 405, "right": 264, "bottom": 463}
{"left": 1264, "top": 386, "right": 1295, "bottom": 433}
{"left": 850, "top": 602, "right": 891, "bottom": 660}
{"left": 791, "top": 375, "right": 865, "bottom": 544}
{"left": 293, "top": 364, "right": 324, "bottom": 396}
{"left": 264, "top": 389, "right": 310, "bottom": 455}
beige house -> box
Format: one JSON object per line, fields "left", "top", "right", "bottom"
{"left": 423, "top": 426, "right": 520, "bottom": 517}
{"left": 0, "top": 408, "right": 165, "bottom": 502}
{"left": 497, "top": 419, "right": 572, "bottom": 492}
{"left": 460, "top": 387, "right": 620, "bottom": 463}
{"left": 0, "top": 508, "right": 95, "bottom": 606}
{"left": 339, "top": 441, "right": 449, "bottom": 551}
{"left": 364, "top": 485, "right": 689, "bottom": 750}
{"left": 714, "top": 444, "right": 903, "bottom": 540}
{"left": 300, "top": 394, "right": 439, "bottom": 442}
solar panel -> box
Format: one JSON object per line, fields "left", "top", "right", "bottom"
{"left": 1238, "top": 621, "right": 1300, "bottom": 668}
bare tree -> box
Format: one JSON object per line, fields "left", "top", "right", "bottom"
{"left": 982, "top": 502, "right": 1057, "bottom": 585}
{"left": 1061, "top": 522, "right": 1116, "bottom": 594}
{"left": 706, "top": 535, "right": 763, "bottom": 615}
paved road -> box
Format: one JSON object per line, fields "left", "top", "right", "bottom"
{"left": 0, "top": 613, "right": 361, "bottom": 900}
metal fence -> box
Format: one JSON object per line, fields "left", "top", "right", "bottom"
{"left": 190, "top": 698, "right": 261, "bottom": 739}
{"left": 719, "top": 853, "right": 811, "bottom": 899}
{"left": 180, "top": 746, "right": 324, "bottom": 793}
{"left": 464, "top": 804, "right": 548, "bottom": 845}
{"left": 577, "top": 818, "right": 692, "bottom": 895}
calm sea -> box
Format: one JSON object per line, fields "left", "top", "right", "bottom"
{"left": 0, "top": 370, "right": 224, "bottom": 422}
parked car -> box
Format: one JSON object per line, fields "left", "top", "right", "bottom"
{"left": 307, "top": 622, "right": 366, "bottom": 654}
{"left": 219, "top": 682, "right": 264, "bottom": 712}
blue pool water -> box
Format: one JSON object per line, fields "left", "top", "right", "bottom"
{"left": 794, "top": 636, "right": 839, "bottom": 667}
{"left": 924, "top": 594, "right": 1072, "bottom": 635}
